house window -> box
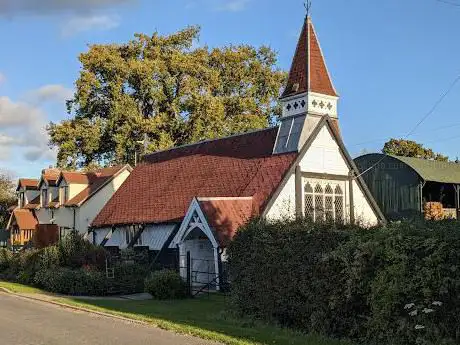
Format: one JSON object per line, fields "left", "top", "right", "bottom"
{"left": 60, "top": 186, "right": 69, "bottom": 204}
{"left": 19, "top": 192, "right": 25, "bottom": 208}
{"left": 304, "top": 181, "right": 345, "bottom": 222}
{"left": 42, "top": 189, "right": 48, "bottom": 207}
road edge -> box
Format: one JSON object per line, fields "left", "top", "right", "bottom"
{"left": 0, "top": 287, "right": 149, "bottom": 326}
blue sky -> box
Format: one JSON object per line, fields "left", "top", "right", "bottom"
{"left": 0, "top": 0, "right": 459, "bottom": 179}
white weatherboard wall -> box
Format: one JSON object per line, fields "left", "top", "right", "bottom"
{"left": 140, "top": 224, "right": 177, "bottom": 250}
{"left": 266, "top": 122, "right": 379, "bottom": 225}
{"left": 76, "top": 169, "right": 130, "bottom": 233}
{"left": 299, "top": 126, "right": 348, "bottom": 175}
{"left": 105, "top": 227, "right": 128, "bottom": 248}
{"left": 94, "top": 228, "right": 111, "bottom": 245}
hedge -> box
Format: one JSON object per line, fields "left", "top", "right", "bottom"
{"left": 228, "top": 218, "right": 460, "bottom": 345}
{"left": 0, "top": 232, "right": 150, "bottom": 296}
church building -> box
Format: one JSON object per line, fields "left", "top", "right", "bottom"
{"left": 90, "top": 16, "right": 385, "bottom": 288}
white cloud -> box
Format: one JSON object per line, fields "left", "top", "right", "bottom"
{"left": 0, "top": 72, "right": 5, "bottom": 85}
{"left": 0, "top": 0, "right": 135, "bottom": 16}
{"left": 61, "top": 14, "right": 120, "bottom": 37}
{"left": 26, "top": 84, "right": 73, "bottom": 104}
{"left": 0, "top": 96, "right": 55, "bottom": 162}
{"left": 216, "top": 0, "right": 250, "bottom": 12}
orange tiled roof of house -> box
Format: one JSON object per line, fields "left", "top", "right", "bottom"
{"left": 17, "top": 178, "right": 39, "bottom": 191}
{"left": 64, "top": 165, "right": 130, "bottom": 207}
{"left": 12, "top": 209, "right": 38, "bottom": 230}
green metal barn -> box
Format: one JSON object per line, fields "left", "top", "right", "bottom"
{"left": 354, "top": 154, "right": 460, "bottom": 220}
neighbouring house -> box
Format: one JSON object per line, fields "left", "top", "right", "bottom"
{"left": 6, "top": 165, "right": 132, "bottom": 248}
{"left": 355, "top": 153, "right": 460, "bottom": 221}
{"left": 7, "top": 208, "right": 38, "bottom": 247}
{"left": 90, "top": 15, "right": 385, "bottom": 289}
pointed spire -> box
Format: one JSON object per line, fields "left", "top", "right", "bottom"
{"left": 281, "top": 17, "right": 337, "bottom": 99}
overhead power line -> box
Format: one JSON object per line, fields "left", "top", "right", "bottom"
{"left": 354, "top": 74, "right": 460, "bottom": 179}
{"left": 436, "top": 0, "right": 460, "bottom": 7}
{"left": 350, "top": 123, "right": 460, "bottom": 147}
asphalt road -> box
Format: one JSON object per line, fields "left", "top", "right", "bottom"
{"left": 0, "top": 293, "right": 217, "bottom": 345}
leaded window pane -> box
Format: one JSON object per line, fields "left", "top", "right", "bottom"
{"left": 305, "top": 194, "right": 314, "bottom": 219}
{"left": 335, "top": 185, "right": 343, "bottom": 195}
{"left": 335, "top": 195, "right": 344, "bottom": 222}
{"left": 315, "top": 194, "right": 324, "bottom": 221}
{"left": 325, "top": 195, "right": 334, "bottom": 221}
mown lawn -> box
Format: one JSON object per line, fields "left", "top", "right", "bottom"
{"left": 60, "top": 295, "right": 352, "bottom": 345}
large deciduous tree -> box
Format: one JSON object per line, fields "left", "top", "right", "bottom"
{"left": 382, "top": 138, "right": 448, "bottom": 161}
{"left": 0, "top": 173, "right": 16, "bottom": 229}
{"left": 48, "top": 26, "right": 286, "bottom": 168}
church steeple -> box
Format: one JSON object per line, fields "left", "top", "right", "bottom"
{"left": 280, "top": 16, "right": 338, "bottom": 118}
{"left": 273, "top": 16, "right": 340, "bottom": 154}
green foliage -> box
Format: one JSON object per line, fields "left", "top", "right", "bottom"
{"left": 144, "top": 270, "right": 186, "bottom": 300}
{"left": 48, "top": 26, "right": 286, "bottom": 168}
{"left": 382, "top": 138, "right": 449, "bottom": 161}
{"left": 34, "top": 267, "right": 107, "bottom": 296}
{"left": 0, "top": 248, "right": 12, "bottom": 272}
{"left": 0, "top": 172, "right": 16, "bottom": 229}
{"left": 57, "top": 230, "right": 108, "bottom": 269}
{"left": 107, "top": 262, "right": 149, "bottom": 295}
{"left": 228, "top": 218, "right": 460, "bottom": 345}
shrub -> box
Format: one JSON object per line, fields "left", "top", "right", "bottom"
{"left": 0, "top": 248, "right": 12, "bottom": 272}
{"left": 38, "top": 246, "right": 60, "bottom": 270}
{"left": 16, "top": 249, "right": 43, "bottom": 284}
{"left": 106, "top": 262, "right": 149, "bottom": 295}
{"left": 34, "top": 267, "right": 107, "bottom": 296}
{"left": 145, "top": 270, "right": 186, "bottom": 300}
{"left": 228, "top": 218, "right": 460, "bottom": 345}
{"left": 58, "top": 231, "right": 109, "bottom": 269}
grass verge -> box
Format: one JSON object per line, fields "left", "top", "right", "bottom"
{"left": 0, "top": 281, "right": 45, "bottom": 294}
{"left": 58, "top": 296, "right": 351, "bottom": 345}
{"left": 1, "top": 280, "right": 351, "bottom": 345}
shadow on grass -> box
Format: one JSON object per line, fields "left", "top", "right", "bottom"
{"left": 63, "top": 294, "right": 352, "bottom": 345}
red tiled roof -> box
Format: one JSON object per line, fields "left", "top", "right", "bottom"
{"left": 60, "top": 172, "right": 91, "bottom": 185}
{"left": 17, "top": 178, "right": 39, "bottom": 191}
{"left": 281, "top": 17, "right": 337, "bottom": 98}
{"left": 12, "top": 209, "right": 38, "bottom": 230}
{"left": 40, "top": 168, "right": 61, "bottom": 187}
{"left": 65, "top": 165, "right": 129, "bottom": 207}
{"left": 198, "top": 197, "right": 254, "bottom": 247}
{"left": 92, "top": 128, "right": 297, "bottom": 227}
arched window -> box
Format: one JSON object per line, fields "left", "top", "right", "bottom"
{"left": 304, "top": 180, "right": 346, "bottom": 223}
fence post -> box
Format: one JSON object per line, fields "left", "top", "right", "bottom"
{"left": 186, "top": 251, "right": 191, "bottom": 297}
